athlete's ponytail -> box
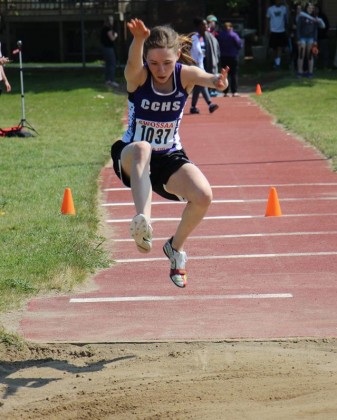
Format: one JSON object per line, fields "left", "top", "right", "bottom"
{"left": 178, "top": 34, "right": 196, "bottom": 66}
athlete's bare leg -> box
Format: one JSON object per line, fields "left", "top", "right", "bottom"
{"left": 165, "top": 163, "right": 212, "bottom": 251}
{"left": 120, "top": 142, "right": 152, "bottom": 220}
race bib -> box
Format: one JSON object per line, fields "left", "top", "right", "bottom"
{"left": 134, "top": 118, "right": 178, "bottom": 150}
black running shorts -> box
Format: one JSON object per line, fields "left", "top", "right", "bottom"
{"left": 111, "top": 140, "right": 192, "bottom": 201}
{"left": 269, "top": 32, "right": 288, "bottom": 49}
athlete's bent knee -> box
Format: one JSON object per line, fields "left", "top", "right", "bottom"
{"left": 133, "top": 141, "right": 152, "bottom": 162}
{"left": 194, "top": 187, "right": 213, "bottom": 208}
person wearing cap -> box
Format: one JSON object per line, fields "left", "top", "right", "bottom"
{"left": 206, "top": 15, "right": 219, "bottom": 37}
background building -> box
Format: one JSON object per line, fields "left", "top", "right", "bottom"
{"left": 0, "top": 0, "right": 336, "bottom": 64}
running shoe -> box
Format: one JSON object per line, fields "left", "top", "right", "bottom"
{"left": 209, "top": 103, "right": 219, "bottom": 113}
{"left": 130, "top": 214, "right": 152, "bottom": 253}
{"left": 190, "top": 107, "right": 200, "bottom": 114}
{"left": 163, "top": 237, "right": 187, "bottom": 288}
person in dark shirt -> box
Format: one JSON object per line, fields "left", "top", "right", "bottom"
{"left": 315, "top": 5, "right": 330, "bottom": 68}
{"left": 217, "top": 22, "right": 242, "bottom": 97}
{"left": 296, "top": 2, "right": 319, "bottom": 77}
{"left": 101, "top": 15, "right": 119, "bottom": 87}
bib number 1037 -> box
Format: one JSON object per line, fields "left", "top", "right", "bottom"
{"left": 140, "top": 125, "right": 171, "bottom": 144}
{"left": 135, "top": 118, "right": 176, "bottom": 147}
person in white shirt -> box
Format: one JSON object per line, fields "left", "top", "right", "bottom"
{"left": 266, "top": 0, "right": 289, "bottom": 69}
{"left": 190, "top": 18, "right": 219, "bottom": 114}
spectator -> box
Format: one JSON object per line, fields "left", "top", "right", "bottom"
{"left": 206, "top": 14, "right": 219, "bottom": 37}
{"left": 266, "top": 0, "right": 289, "bottom": 69}
{"left": 0, "top": 56, "right": 10, "bottom": 65}
{"left": 288, "top": 1, "right": 302, "bottom": 71}
{"left": 296, "top": 2, "right": 319, "bottom": 78}
{"left": 0, "top": 42, "right": 11, "bottom": 94}
{"left": 101, "top": 15, "right": 119, "bottom": 88}
{"left": 197, "top": 17, "right": 220, "bottom": 97}
{"left": 190, "top": 18, "right": 219, "bottom": 113}
{"left": 315, "top": 5, "right": 330, "bottom": 68}
{"left": 217, "top": 22, "right": 242, "bottom": 97}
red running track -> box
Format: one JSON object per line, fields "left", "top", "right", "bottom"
{"left": 20, "top": 95, "right": 337, "bottom": 342}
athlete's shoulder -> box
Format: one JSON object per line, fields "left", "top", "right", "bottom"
{"left": 126, "top": 65, "right": 149, "bottom": 93}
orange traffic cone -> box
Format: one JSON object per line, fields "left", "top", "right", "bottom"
{"left": 61, "top": 187, "right": 76, "bottom": 215}
{"left": 256, "top": 83, "right": 262, "bottom": 95}
{"left": 265, "top": 187, "right": 282, "bottom": 217}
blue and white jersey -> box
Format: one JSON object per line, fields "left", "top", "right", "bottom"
{"left": 122, "top": 62, "right": 188, "bottom": 153}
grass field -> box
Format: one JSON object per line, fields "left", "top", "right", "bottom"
{"left": 254, "top": 70, "right": 337, "bottom": 170}
{"left": 0, "top": 67, "right": 125, "bottom": 312}
{"left": 1, "top": 66, "right": 337, "bottom": 335}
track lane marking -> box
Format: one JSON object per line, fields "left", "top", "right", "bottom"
{"left": 113, "top": 231, "right": 337, "bottom": 242}
{"left": 115, "top": 251, "right": 337, "bottom": 263}
{"left": 106, "top": 214, "right": 337, "bottom": 223}
{"left": 101, "top": 197, "right": 337, "bottom": 207}
{"left": 70, "top": 293, "right": 293, "bottom": 303}
{"left": 103, "top": 183, "right": 337, "bottom": 192}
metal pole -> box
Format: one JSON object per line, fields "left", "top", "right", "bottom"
{"left": 80, "top": 0, "right": 86, "bottom": 68}
{"left": 13, "top": 40, "right": 37, "bottom": 135}
{"left": 17, "top": 40, "right": 26, "bottom": 126}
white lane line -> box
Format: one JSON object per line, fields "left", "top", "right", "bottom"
{"left": 106, "top": 213, "right": 337, "bottom": 223}
{"left": 103, "top": 183, "right": 337, "bottom": 192}
{"left": 107, "top": 216, "right": 255, "bottom": 223}
{"left": 101, "top": 197, "right": 337, "bottom": 207}
{"left": 70, "top": 293, "right": 293, "bottom": 303}
{"left": 115, "top": 251, "right": 337, "bottom": 263}
{"left": 113, "top": 231, "right": 337, "bottom": 242}
{"left": 211, "top": 183, "right": 337, "bottom": 188}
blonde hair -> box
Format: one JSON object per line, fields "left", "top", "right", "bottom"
{"left": 144, "top": 25, "right": 196, "bottom": 65}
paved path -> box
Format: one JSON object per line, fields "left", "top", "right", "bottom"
{"left": 20, "top": 93, "right": 337, "bottom": 342}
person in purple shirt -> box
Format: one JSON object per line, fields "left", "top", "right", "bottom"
{"left": 217, "top": 22, "right": 242, "bottom": 97}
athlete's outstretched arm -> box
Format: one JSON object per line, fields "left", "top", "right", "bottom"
{"left": 182, "top": 65, "right": 229, "bottom": 94}
{"left": 124, "top": 18, "right": 150, "bottom": 91}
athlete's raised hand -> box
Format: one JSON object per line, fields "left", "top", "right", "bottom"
{"left": 127, "top": 18, "right": 150, "bottom": 40}
{"left": 214, "top": 66, "right": 230, "bottom": 91}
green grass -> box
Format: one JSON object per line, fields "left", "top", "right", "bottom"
{"left": 0, "top": 326, "right": 25, "bottom": 350}
{"left": 254, "top": 69, "right": 337, "bottom": 170}
{"left": 0, "top": 67, "right": 125, "bottom": 312}
{"left": 1, "top": 66, "right": 337, "bottom": 336}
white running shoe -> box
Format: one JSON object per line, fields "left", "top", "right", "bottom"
{"left": 130, "top": 214, "right": 152, "bottom": 253}
{"left": 163, "top": 237, "right": 187, "bottom": 288}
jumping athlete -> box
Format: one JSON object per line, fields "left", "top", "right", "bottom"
{"left": 111, "top": 18, "right": 229, "bottom": 287}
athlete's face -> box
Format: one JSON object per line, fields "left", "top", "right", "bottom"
{"left": 146, "top": 48, "right": 180, "bottom": 85}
